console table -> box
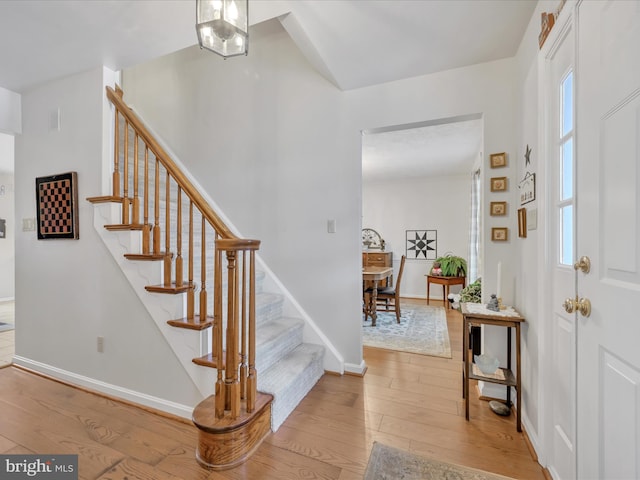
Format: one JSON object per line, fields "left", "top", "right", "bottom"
{"left": 425, "top": 275, "right": 466, "bottom": 309}
{"left": 461, "top": 303, "right": 525, "bottom": 432}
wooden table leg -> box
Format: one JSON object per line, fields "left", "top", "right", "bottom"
{"left": 516, "top": 323, "right": 522, "bottom": 432}
{"left": 371, "top": 281, "right": 379, "bottom": 327}
{"left": 463, "top": 317, "right": 470, "bottom": 420}
{"left": 426, "top": 278, "right": 431, "bottom": 305}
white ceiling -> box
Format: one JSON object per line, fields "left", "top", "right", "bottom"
{"left": 0, "top": 0, "right": 536, "bottom": 176}
{"left": 363, "top": 116, "right": 483, "bottom": 182}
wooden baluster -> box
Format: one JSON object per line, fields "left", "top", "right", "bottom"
{"left": 225, "top": 250, "right": 240, "bottom": 419}
{"left": 199, "top": 218, "right": 207, "bottom": 323}
{"left": 186, "top": 200, "right": 194, "bottom": 321}
{"left": 153, "top": 158, "right": 161, "bottom": 254}
{"left": 142, "top": 146, "right": 150, "bottom": 254}
{"left": 246, "top": 249, "right": 257, "bottom": 413}
{"left": 132, "top": 133, "right": 140, "bottom": 225}
{"left": 163, "top": 171, "right": 172, "bottom": 286}
{"left": 239, "top": 250, "right": 247, "bottom": 402}
{"left": 175, "top": 186, "right": 183, "bottom": 287}
{"left": 113, "top": 111, "right": 120, "bottom": 197}
{"left": 214, "top": 247, "right": 225, "bottom": 419}
{"left": 122, "top": 121, "right": 130, "bottom": 224}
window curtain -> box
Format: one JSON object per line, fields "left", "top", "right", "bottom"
{"left": 468, "top": 169, "right": 481, "bottom": 282}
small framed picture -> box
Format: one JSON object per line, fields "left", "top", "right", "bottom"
{"left": 490, "top": 201, "right": 507, "bottom": 216}
{"left": 518, "top": 208, "right": 527, "bottom": 238}
{"left": 492, "top": 227, "right": 508, "bottom": 242}
{"left": 519, "top": 172, "right": 536, "bottom": 205}
{"left": 491, "top": 177, "right": 508, "bottom": 192}
{"left": 490, "top": 152, "right": 507, "bottom": 168}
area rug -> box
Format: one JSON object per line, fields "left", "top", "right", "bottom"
{"left": 364, "top": 442, "right": 516, "bottom": 480}
{"left": 0, "top": 322, "right": 13, "bottom": 333}
{"left": 362, "top": 304, "right": 451, "bottom": 358}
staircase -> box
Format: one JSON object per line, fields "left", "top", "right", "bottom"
{"left": 88, "top": 86, "right": 324, "bottom": 469}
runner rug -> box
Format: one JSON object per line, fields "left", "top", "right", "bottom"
{"left": 364, "top": 442, "right": 516, "bottom": 480}
{"left": 362, "top": 304, "right": 451, "bottom": 358}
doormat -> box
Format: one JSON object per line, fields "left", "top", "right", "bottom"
{"left": 364, "top": 442, "right": 516, "bottom": 480}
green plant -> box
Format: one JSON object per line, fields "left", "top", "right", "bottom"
{"left": 431, "top": 253, "right": 467, "bottom": 277}
{"left": 460, "top": 277, "right": 482, "bottom": 303}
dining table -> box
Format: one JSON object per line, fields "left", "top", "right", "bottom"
{"left": 362, "top": 265, "right": 393, "bottom": 326}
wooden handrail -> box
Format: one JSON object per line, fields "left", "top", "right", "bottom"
{"left": 103, "top": 85, "right": 262, "bottom": 425}
{"left": 105, "top": 86, "right": 235, "bottom": 240}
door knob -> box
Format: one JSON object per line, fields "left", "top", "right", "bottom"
{"left": 562, "top": 297, "right": 575, "bottom": 314}
{"left": 562, "top": 296, "right": 591, "bottom": 317}
{"left": 574, "top": 256, "right": 591, "bottom": 273}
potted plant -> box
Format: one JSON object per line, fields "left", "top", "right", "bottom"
{"left": 460, "top": 277, "right": 481, "bottom": 303}
{"left": 431, "top": 253, "right": 467, "bottom": 277}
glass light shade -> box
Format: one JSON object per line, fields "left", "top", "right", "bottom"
{"left": 196, "top": 0, "right": 248, "bottom": 58}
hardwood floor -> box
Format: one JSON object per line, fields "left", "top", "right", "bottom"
{"left": 0, "top": 299, "right": 545, "bottom": 479}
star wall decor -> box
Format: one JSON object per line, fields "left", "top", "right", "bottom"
{"left": 525, "top": 144, "right": 532, "bottom": 167}
{"left": 406, "top": 230, "right": 437, "bottom": 260}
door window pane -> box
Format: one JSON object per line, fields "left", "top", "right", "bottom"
{"left": 561, "top": 205, "right": 573, "bottom": 266}
{"left": 562, "top": 138, "right": 573, "bottom": 200}
{"left": 562, "top": 72, "right": 573, "bottom": 136}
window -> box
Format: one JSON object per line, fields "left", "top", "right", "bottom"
{"left": 559, "top": 71, "right": 574, "bottom": 266}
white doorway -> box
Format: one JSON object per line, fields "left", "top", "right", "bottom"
{"left": 541, "top": 9, "right": 577, "bottom": 479}
{"left": 0, "top": 132, "right": 15, "bottom": 301}
{"left": 361, "top": 115, "right": 483, "bottom": 299}
{"left": 0, "top": 132, "right": 15, "bottom": 367}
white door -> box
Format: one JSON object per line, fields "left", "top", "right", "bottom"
{"left": 544, "top": 13, "right": 577, "bottom": 480}
{"left": 576, "top": 1, "right": 640, "bottom": 478}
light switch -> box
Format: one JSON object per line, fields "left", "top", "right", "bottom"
{"left": 327, "top": 219, "right": 336, "bottom": 233}
{"left": 527, "top": 209, "right": 537, "bottom": 230}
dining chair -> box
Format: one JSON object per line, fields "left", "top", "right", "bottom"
{"left": 364, "top": 255, "right": 406, "bottom": 323}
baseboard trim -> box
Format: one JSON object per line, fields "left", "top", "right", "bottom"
{"left": 344, "top": 360, "right": 367, "bottom": 376}
{"left": 12, "top": 356, "right": 194, "bottom": 420}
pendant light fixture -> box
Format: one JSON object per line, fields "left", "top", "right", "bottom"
{"left": 196, "top": 0, "right": 248, "bottom": 58}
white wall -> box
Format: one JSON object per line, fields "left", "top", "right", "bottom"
{"left": 363, "top": 174, "right": 471, "bottom": 298}
{"left": 509, "top": 0, "right": 560, "bottom": 461}
{"left": 123, "top": 19, "right": 519, "bottom": 369}
{"left": 14, "top": 66, "right": 203, "bottom": 410}
{"left": 0, "top": 86, "right": 21, "bottom": 135}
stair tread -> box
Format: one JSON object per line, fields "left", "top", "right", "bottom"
{"left": 87, "top": 195, "right": 123, "bottom": 204}
{"left": 255, "top": 317, "right": 303, "bottom": 345}
{"left": 125, "top": 252, "right": 172, "bottom": 261}
{"left": 258, "top": 343, "right": 325, "bottom": 431}
{"left": 145, "top": 283, "right": 191, "bottom": 294}
{"left": 259, "top": 343, "right": 324, "bottom": 392}
{"left": 105, "top": 223, "right": 145, "bottom": 231}
{"left": 255, "top": 317, "right": 303, "bottom": 373}
{"left": 168, "top": 315, "right": 213, "bottom": 330}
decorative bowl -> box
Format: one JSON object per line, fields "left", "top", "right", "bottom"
{"left": 474, "top": 354, "right": 499, "bottom": 375}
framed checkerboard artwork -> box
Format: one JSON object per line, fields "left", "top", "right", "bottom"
{"left": 406, "top": 229, "right": 437, "bottom": 260}
{"left": 35, "top": 171, "right": 79, "bottom": 240}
